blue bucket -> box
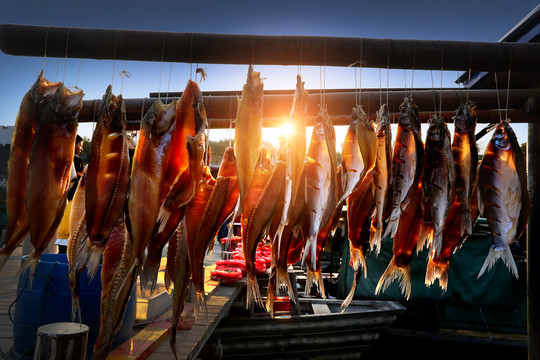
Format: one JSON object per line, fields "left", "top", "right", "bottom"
{"left": 12, "top": 253, "right": 137, "bottom": 359}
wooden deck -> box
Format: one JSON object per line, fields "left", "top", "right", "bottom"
{"left": 0, "top": 242, "right": 243, "bottom": 360}
{"left": 0, "top": 246, "right": 21, "bottom": 357}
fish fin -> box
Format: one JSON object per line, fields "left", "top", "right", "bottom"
{"left": 305, "top": 268, "right": 326, "bottom": 298}
{"left": 141, "top": 261, "right": 160, "bottom": 296}
{"left": 69, "top": 269, "right": 81, "bottom": 323}
{"left": 245, "top": 273, "right": 263, "bottom": 309}
{"left": 430, "top": 230, "right": 443, "bottom": 258}
{"left": 156, "top": 206, "right": 172, "bottom": 234}
{"left": 375, "top": 258, "right": 411, "bottom": 300}
{"left": 277, "top": 266, "right": 296, "bottom": 302}
{"left": 194, "top": 291, "right": 208, "bottom": 321}
{"left": 84, "top": 245, "right": 103, "bottom": 282}
{"left": 341, "top": 269, "right": 362, "bottom": 311}
{"left": 370, "top": 226, "right": 383, "bottom": 256}
{"left": 16, "top": 252, "right": 40, "bottom": 289}
{"left": 301, "top": 235, "right": 316, "bottom": 268}
{"left": 461, "top": 210, "right": 473, "bottom": 237}
{"left": 425, "top": 258, "right": 449, "bottom": 292}
{"left": 417, "top": 222, "right": 433, "bottom": 254}
{"left": 0, "top": 247, "right": 14, "bottom": 274}
{"left": 383, "top": 207, "right": 401, "bottom": 239}
{"left": 273, "top": 223, "right": 284, "bottom": 255}
{"left": 349, "top": 246, "right": 367, "bottom": 277}
{"left": 115, "top": 260, "right": 138, "bottom": 302}
{"left": 266, "top": 265, "right": 276, "bottom": 315}
{"left": 478, "top": 247, "right": 518, "bottom": 279}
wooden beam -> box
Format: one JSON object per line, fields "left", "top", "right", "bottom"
{"left": 2, "top": 24, "right": 540, "bottom": 72}
{"left": 78, "top": 88, "right": 540, "bottom": 128}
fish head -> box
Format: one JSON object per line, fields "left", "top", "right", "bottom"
{"left": 218, "top": 147, "right": 238, "bottom": 178}
{"left": 453, "top": 101, "right": 477, "bottom": 133}
{"left": 376, "top": 104, "right": 390, "bottom": 136}
{"left": 492, "top": 121, "right": 511, "bottom": 149}
{"left": 50, "top": 84, "right": 84, "bottom": 118}
{"left": 426, "top": 115, "right": 447, "bottom": 145}
{"left": 154, "top": 99, "right": 177, "bottom": 134}
{"left": 97, "top": 85, "right": 125, "bottom": 131}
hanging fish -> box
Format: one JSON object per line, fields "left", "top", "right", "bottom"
{"left": 0, "top": 72, "right": 61, "bottom": 272}
{"left": 185, "top": 171, "right": 229, "bottom": 310}
{"left": 371, "top": 104, "right": 393, "bottom": 254}
{"left": 242, "top": 160, "right": 286, "bottom": 309}
{"left": 216, "top": 147, "right": 240, "bottom": 228}
{"left": 337, "top": 106, "right": 364, "bottom": 205}
{"left": 384, "top": 97, "right": 423, "bottom": 238}
{"left": 425, "top": 185, "right": 480, "bottom": 290}
{"left": 478, "top": 120, "right": 529, "bottom": 278}
{"left": 342, "top": 173, "right": 375, "bottom": 308}
{"left": 126, "top": 99, "right": 176, "bottom": 290}
{"left": 144, "top": 131, "right": 205, "bottom": 290}
{"left": 452, "top": 101, "right": 479, "bottom": 236}
{"left": 67, "top": 166, "right": 88, "bottom": 323}
{"left": 267, "top": 165, "right": 306, "bottom": 314}
{"left": 235, "top": 65, "right": 264, "bottom": 213}
{"left": 80, "top": 85, "right": 129, "bottom": 280}
{"left": 21, "top": 84, "right": 83, "bottom": 282}
{"left": 92, "top": 219, "right": 136, "bottom": 360}
{"left": 158, "top": 80, "right": 207, "bottom": 226}
{"left": 418, "top": 114, "right": 455, "bottom": 257}
{"left": 167, "top": 220, "right": 191, "bottom": 360}
{"left": 375, "top": 182, "right": 423, "bottom": 300}
{"left": 355, "top": 105, "right": 377, "bottom": 182}
{"left": 304, "top": 106, "right": 338, "bottom": 267}
{"left": 274, "top": 75, "right": 308, "bottom": 249}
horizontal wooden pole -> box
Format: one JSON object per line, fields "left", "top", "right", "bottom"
{"left": 78, "top": 88, "right": 540, "bottom": 128}
{"left": 2, "top": 24, "right": 540, "bottom": 72}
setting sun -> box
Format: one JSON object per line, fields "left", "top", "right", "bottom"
{"left": 278, "top": 122, "right": 294, "bottom": 138}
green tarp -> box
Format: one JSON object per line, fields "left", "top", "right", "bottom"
{"left": 337, "top": 220, "right": 527, "bottom": 333}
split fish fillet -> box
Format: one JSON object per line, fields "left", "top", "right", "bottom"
{"left": 234, "top": 65, "right": 264, "bottom": 213}
{"left": 21, "top": 84, "right": 83, "bottom": 282}
{"left": 81, "top": 85, "right": 129, "bottom": 280}
{"left": 0, "top": 72, "right": 60, "bottom": 273}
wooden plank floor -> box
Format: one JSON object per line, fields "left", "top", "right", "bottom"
{"left": 0, "top": 246, "right": 22, "bottom": 355}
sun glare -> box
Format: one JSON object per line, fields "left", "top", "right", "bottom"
{"left": 278, "top": 122, "right": 294, "bottom": 138}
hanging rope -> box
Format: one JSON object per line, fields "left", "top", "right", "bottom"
{"left": 410, "top": 41, "right": 416, "bottom": 99}
{"left": 494, "top": 73, "right": 503, "bottom": 122}
{"left": 505, "top": 44, "right": 512, "bottom": 120}
{"left": 466, "top": 42, "right": 473, "bottom": 103}
{"left": 190, "top": 32, "right": 194, "bottom": 80}
{"left": 298, "top": 36, "right": 303, "bottom": 76}
{"left": 119, "top": 61, "right": 129, "bottom": 95}
{"left": 158, "top": 32, "right": 167, "bottom": 101}
{"left": 166, "top": 62, "right": 173, "bottom": 104}
{"left": 75, "top": 60, "right": 82, "bottom": 89}
{"left": 111, "top": 30, "right": 120, "bottom": 88}
{"left": 62, "top": 28, "right": 72, "bottom": 83}
{"left": 42, "top": 26, "right": 53, "bottom": 73}
{"left": 439, "top": 41, "right": 444, "bottom": 115}
{"left": 386, "top": 39, "right": 390, "bottom": 106}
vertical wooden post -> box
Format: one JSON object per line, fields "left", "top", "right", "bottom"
{"left": 527, "top": 123, "right": 539, "bottom": 360}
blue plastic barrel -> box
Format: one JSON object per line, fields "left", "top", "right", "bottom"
{"left": 12, "top": 253, "right": 137, "bottom": 360}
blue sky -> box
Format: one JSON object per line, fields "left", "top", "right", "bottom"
{"left": 0, "top": 0, "right": 537, "bottom": 148}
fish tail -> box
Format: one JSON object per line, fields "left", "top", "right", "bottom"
{"left": 349, "top": 247, "right": 367, "bottom": 277}
{"left": 383, "top": 207, "right": 401, "bottom": 239}
{"left": 305, "top": 268, "right": 326, "bottom": 298}
{"left": 266, "top": 266, "right": 276, "bottom": 315}
{"left": 245, "top": 273, "right": 262, "bottom": 309}
{"left": 82, "top": 244, "right": 103, "bottom": 282}
{"left": 301, "top": 235, "right": 317, "bottom": 268}
{"left": 273, "top": 224, "right": 284, "bottom": 255}
{"left": 140, "top": 260, "right": 160, "bottom": 295}
{"left": 277, "top": 266, "right": 296, "bottom": 302}
{"left": 425, "top": 258, "right": 449, "bottom": 291}
{"left": 69, "top": 269, "right": 81, "bottom": 323}
{"left": 194, "top": 291, "right": 208, "bottom": 321}
{"left": 16, "top": 252, "right": 40, "bottom": 289}
{"left": 0, "top": 247, "right": 14, "bottom": 273}
{"left": 370, "top": 226, "right": 383, "bottom": 255}
{"left": 417, "top": 222, "right": 433, "bottom": 254}
{"left": 461, "top": 210, "right": 473, "bottom": 237}
{"left": 375, "top": 257, "right": 412, "bottom": 300}
{"left": 478, "top": 247, "right": 518, "bottom": 279}
{"left": 169, "top": 324, "right": 181, "bottom": 360}
{"left": 430, "top": 230, "right": 443, "bottom": 258}
{"left": 341, "top": 269, "right": 360, "bottom": 311}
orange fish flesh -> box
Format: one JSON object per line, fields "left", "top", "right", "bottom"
{"left": 21, "top": 84, "right": 83, "bottom": 282}
{"left": 0, "top": 72, "right": 60, "bottom": 272}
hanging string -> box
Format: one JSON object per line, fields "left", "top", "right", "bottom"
{"left": 111, "top": 30, "right": 120, "bottom": 88}
{"left": 140, "top": 98, "right": 146, "bottom": 121}
{"left": 252, "top": 35, "right": 256, "bottom": 65}
{"left": 379, "top": 68, "right": 382, "bottom": 108}
{"left": 43, "top": 26, "right": 53, "bottom": 72}
{"left": 430, "top": 70, "right": 437, "bottom": 113}
{"left": 120, "top": 61, "right": 128, "bottom": 95}
{"left": 505, "top": 44, "right": 512, "bottom": 120}
{"left": 466, "top": 42, "right": 473, "bottom": 103}
{"left": 323, "top": 37, "right": 327, "bottom": 106}
{"left": 457, "top": 71, "right": 463, "bottom": 105}
{"left": 494, "top": 73, "right": 503, "bottom": 122}
{"left": 92, "top": 99, "right": 98, "bottom": 133}
{"left": 410, "top": 42, "right": 416, "bottom": 99}
{"left": 358, "top": 38, "right": 362, "bottom": 106}
{"left": 158, "top": 32, "right": 167, "bottom": 101}
{"left": 403, "top": 69, "right": 407, "bottom": 98}
{"left": 386, "top": 39, "right": 390, "bottom": 105}
{"left": 166, "top": 62, "right": 173, "bottom": 104}
{"left": 54, "top": 58, "right": 61, "bottom": 82}
{"left": 75, "top": 60, "right": 82, "bottom": 89}
{"left": 228, "top": 95, "right": 233, "bottom": 148}
{"left": 62, "top": 28, "right": 72, "bottom": 83}
{"left": 439, "top": 41, "right": 444, "bottom": 115}
{"left": 298, "top": 36, "right": 303, "bottom": 76}
{"left": 190, "top": 32, "right": 194, "bottom": 80}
